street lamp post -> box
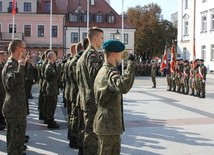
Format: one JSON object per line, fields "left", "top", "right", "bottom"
{"left": 114, "top": 29, "right": 121, "bottom": 41}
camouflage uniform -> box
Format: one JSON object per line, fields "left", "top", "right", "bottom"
{"left": 41, "top": 59, "right": 49, "bottom": 122}
{"left": 183, "top": 63, "right": 190, "bottom": 94}
{"left": 2, "top": 57, "right": 27, "bottom": 154}
{"left": 69, "top": 55, "right": 80, "bottom": 148}
{"left": 151, "top": 63, "right": 157, "bottom": 88}
{"left": 44, "top": 62, "right": 59, "bottom": 126}
{"left": 76, "top": 46, "right": 103, "bottom": 155}
{"left": 64, "top": 57, "right": 73, "bottom": 139}
{"left": 37, "top": 59, "right": 45, "bottom": 119}
{"left": 199, "top": 63, "right": 207, "bottom": 98}
{"left": 194, "top": 64, "right": 200, "bottom": 97}
{"left": 93, "top": 60, "right": 135, "bottom": 155}
{"left": 189, "top": 65, "right": 195, "bottom": 95}
{"left": 0, "top": 61, "right": 6, "bottom": 127}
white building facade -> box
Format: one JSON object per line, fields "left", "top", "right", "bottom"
{"left": 177, "top": 0, "right": 214, "bottom": 72}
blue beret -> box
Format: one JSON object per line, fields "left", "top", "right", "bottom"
{"left": 102, "top": 40, "right": 125, "bottom": 53}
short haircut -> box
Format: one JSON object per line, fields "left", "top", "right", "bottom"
{"left": 87, "top": 27, "right": 103, "bottom": 41}
{"left": 76, "top": 42, "right": 84, "bottom": 53}
{"left": 45, "top": 49, "right": 52, "bottom": 57}
{"left": 47, "top": 51, "right": 56, "bottom": 59}
{"left": 83, "top": 38, "right": 89, "bottom": 50}
{"left": 0, "top": 51, "right": 7, "bottom": 55}
{"left": 8, "top": 39, "right": 24, "bottom": 53}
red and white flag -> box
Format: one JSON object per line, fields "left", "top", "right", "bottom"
{"left": 170, "top": 43, "right": 176, "bottom": 73}
{"left": 12, "top": 0, "right": 16, "bottom": 15}
{"left": 160, "top": 46, "right": 167, "bottom": 72}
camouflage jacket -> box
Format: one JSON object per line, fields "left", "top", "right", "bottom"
{"left": 93, "top": 61, "right": 135, "bottom": 135}
{"left": 76, "top": 46, "right": 103, "bottom": 111}
{"left": 45, "top": 62, "right": 59, "bottom": 97}
{"left": 2, "top": 57, "right": 27, "bottom": 117}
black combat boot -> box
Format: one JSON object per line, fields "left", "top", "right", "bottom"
{"left": 47, "top": 120, "right": 60, "bottom": 129}
{"left": 69, "top": 135, "right": 79, "bottom": 148}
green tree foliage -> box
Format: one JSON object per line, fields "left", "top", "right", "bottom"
{"left": 126, "top": 3, "right": 177, "bottom": 60}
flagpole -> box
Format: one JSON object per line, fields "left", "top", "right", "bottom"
{"left": 12, "top": 0, "right": 16, "bottom": 40}
{"left": 50, "top": 0, "right": 53, "bottom": 50}
{"left": 121, "top": 0, "right": 124, "bottom": 75}
{"left": 12, "top": 14, "right": 15, "bottom": 40}
{"left": 87, "top": 0, "right": 89, "bottom": 32}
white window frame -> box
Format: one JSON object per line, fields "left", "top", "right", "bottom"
{"left": 52, "top": 25, "right": 58, "bottom": 37}
{"left": 24, "top": 24, "right": 32, "bottom": 37}
{"left": 37, "top": 25, "right": 45, "bottom": 37}
{"left": 211, "top": 45, "right": 214, "bottom": 60}
{"left": 201, "top": 16, "right": 207, "bottom": 32}
{"left": 201, "top": 45, "right": 206, "bottom": 60}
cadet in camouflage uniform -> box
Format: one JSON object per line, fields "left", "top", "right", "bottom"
{"left": 68, "top": 42, "right": 85, "bottom": 148}
{"left": 76, "top": 27, "right": 104, "bottom": 155}
{"left": 41, "top": 49, "right": 52, "bottom": 123}
{"left": 151, "top": 60, "right": 157, "bottom": 88}
{"left": 0, "top": 51, "right": 8, "bottom": 130}
{"left": 37, "top": 53, "right": 45, "bottom": 120}
{"left": 194, "top": 59, "right": 200, "bottom": 97}
{"left": 44, "top": 52, "right": 60, "bottom": 128}
{"left": 93, "top": 40, "right": 135, "bottom": 155}
{"left": 189, "top": 61, "right": 195, "bottom": 95}
{"left": 64, "top": 44, "right": 76, "bottom": 139}
{"left": 198, "top": 59, "right": 207, "bottom": 98}
{"left": 183, "top": 60, "right": 190, "bottom": 94}
{"left": 2, "top": 39, "right": 28, "bottom": 154}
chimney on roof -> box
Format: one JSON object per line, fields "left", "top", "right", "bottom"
{"left": 91, "top": 0, "right": 95, "bottom": 5}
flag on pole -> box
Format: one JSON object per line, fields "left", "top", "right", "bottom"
{"left": 12, "top": 0, "right": 16, "bottom": 15}
{"left": 160, "top": 46, "right": 167, "bottom": 72}
{"left": 170, "top": 43, "right": 176, "bottom": 73}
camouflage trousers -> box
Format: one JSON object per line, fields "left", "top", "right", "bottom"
{"left": 83, "top": 110, "right": 98, "bottom": 155}
{"left": 98, "top": 135, "right": 121, "bottom": 155}
{"left": 5, "top": 117, "right": 26, "bottom": 155}
{"left": 151, "top": 75, "right": 156, "bottom": 86}
{"left": 46, "top": 95, "right": 58, "bottom": 121}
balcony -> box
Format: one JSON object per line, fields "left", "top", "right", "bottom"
{"left": 0, "top": 32, "right": 24, "bottom": 41}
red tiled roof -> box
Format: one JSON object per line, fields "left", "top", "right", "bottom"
{"left": 65, "top": 0, "right": 135, "bottom": 29}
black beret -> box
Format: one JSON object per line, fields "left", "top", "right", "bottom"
{"left": 102, "top": 40, "right": 125, "bottom": 53}
{"left": 199, "top": 59, "right": 204, "bottom": 62}
{"left": 184, "top": 60, "right": 189, "bottom": 63}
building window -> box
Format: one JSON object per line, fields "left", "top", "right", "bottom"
{"left": 52, "top": 26, "right": 58, "bottom": 37}
{"left": 211, "top": 14, "right": 214, "bottom": 30}
{"left": 185, "top": 0, "right": 188, "bottom": 9}
{"left": 71, "top": 32, "right": 78, "bottom": 43}
{"left": 184, "top": 21, "right": 189, "bottom": 36}
{"left": 0, "top": 24, "right": 1, "bottom": 33}
{"left": 124, "top": 34, "right": 128, "bottom": 44}
{"left": 38, "top": 25, "right": 44, "bottom": 37}
{"left": 44, "top": 2, "right": 50, "bottom": 12}
{"left": 24, "top": 2, "right": 31, "bottom": 12}
{"left": 201, "top": 45, "right": 206, "bottom": 60}
{"left": 202, "top": 0, "right": 207, "bottom": 2}
{"left": 24, "top": 25, "right": 31, "bottom": 37}
{"left": 211, "top": 45, "right": 214, "bottom": 60}
{"left": 201, "top": 16, "right": 207, "bottom": 32}
{"left": 95, "top": 14, "right": 103, "bottom": 23}
{"left": 9, "top": 24, "right": 16, "bottom": 33}
{"left": 69, "top": 13, "right": 78, "bottom": 22}
{"left": 107, "top": 15, "right": 115, "bottom": 23}
{"left": 82, "top": 32, "right": 87, "bottom": 40}
{"left": 0, "top": 2, "right": 2, "bottom": 12}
